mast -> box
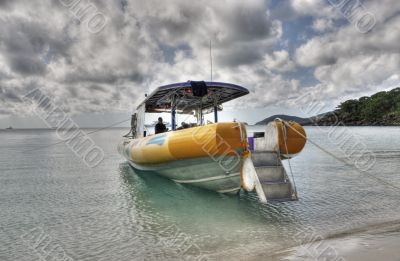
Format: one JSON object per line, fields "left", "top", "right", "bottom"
{"left": 210, "top": 40, "right": 218, "bottom": 122}
{"left": 210, "top": 40, "right": 213, "bottom": 83}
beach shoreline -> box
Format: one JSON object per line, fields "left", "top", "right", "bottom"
{"left": 271, "top": 220, "right": 400, "bottom": 261}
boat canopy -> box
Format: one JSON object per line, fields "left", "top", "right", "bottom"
{"left": 138, "top": 81, "right": 249, "bottom": 113}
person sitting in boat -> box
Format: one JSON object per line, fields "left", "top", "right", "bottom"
{"left": 155, "top": 117, "right": 167, "bottom": 134}
{"left": 177, "top": 121, "right": 190, "bottom": 130}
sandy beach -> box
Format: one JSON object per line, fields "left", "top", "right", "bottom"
{"left": 272, "top": 220, "right": 400, "bottom": 261}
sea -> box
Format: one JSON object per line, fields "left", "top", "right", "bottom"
{"left": 1, "top": 126, "right": 400, "bottom": 260}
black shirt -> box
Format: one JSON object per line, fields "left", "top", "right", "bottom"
{"left": 155, "top": 122, "right": 167, "bottom": 134}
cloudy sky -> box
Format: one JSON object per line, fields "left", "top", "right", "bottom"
{"left": 0, "top": 0, "right": 399, "bottom": 128}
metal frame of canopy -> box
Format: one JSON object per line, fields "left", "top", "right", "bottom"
{"left": 137, "top": 81, "right": 249, "bottom": 130}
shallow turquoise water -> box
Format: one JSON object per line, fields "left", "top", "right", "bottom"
{"left": 1, "top": 126, "right": 400, "bottom": 260}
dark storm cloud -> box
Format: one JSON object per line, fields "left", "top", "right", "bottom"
{"left": 63, "top": 70, "right": 145, "bottom": 85}
{"left": 0, "top": 88, "right": 20, "bottom": 102}
{"left": 146, "top": 7, "right": 202, "bottom": 41}
{"left": 67, "top": 86, "right": 79, "bottom": 98}
{"left": 0, "top": 16, "right": 71, "bottom": 76}
{"left": 218, "top": 3, "right": 274, "bottom": 42}
{"left": 211, "top": 2, "right": 281, "bottom": 67}
{"left": 8, "top": 55, "right": 47, "bottom": 76}
{"left": 0, "top": 0, "right": 13, "bottom": 9}
{"left": 0, "top": 108, "right": 12, "bottom": 115}
{"left": 136, "top": 0, "right": 280, "bottom": 68}
{"left": 217, "top": 44, "right": 265, "bottom": 67}
{"left": 64, "top": 71, "right": 119, "bottom": 85}
{"left": 89, "top": 84, "right": 108, "bottom": 93}
{"left": 0, "top": 0, "right": 284, "bottom": 117}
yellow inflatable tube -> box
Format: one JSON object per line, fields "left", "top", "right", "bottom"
{"left": 128, "top": 122, "right": 249, "bottom": 165}
{"left": 275, "top": 120, "right": 307, "bottom": 157}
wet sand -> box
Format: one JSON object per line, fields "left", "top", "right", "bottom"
{"left": 207, "top": 221, "right": 400, "bottom": 260}
{"left": 237, "top": 220, "right": 400, "bottom": 261}
{"left": 276, "top": 221, "right": 400, "bottom": 261}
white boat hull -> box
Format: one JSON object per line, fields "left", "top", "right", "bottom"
{"left": 126, "top": 156, "right": 241, "bottom": 194}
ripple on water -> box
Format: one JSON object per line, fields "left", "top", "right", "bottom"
{"left": 1, "top": 127, "right": 400, "bottom": 260}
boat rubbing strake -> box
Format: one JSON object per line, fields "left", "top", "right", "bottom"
{"left": 118, "top": 81, "right": 307, "bottom": 202}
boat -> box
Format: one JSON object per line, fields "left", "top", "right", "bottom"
{"left": 118, "top": 81, "right": 307, "bottom": 202}
{"left": 5, "top": 126, "right": 13, "bottom": 130}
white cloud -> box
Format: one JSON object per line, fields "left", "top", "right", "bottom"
{"left": 295, "top": 0, "right": 400, "bottom": 98}
{"left": 263, "top": 50, "right": 295, "bottom": 72}
{"left": 0, "top": 0, "right": 399, "bottom": 125}
{"left": 290, "top": 0, "right": 336, "bottom": 18}
{"left": 0, "top": 0, "right": 288, "bottom": 118}
{"left": 312, "top": 18, "right": 334, "bottom": 32}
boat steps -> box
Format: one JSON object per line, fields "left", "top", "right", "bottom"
{"left": 260, "top": 181, "right": 294, "bottom": 200}
{"left": 254, "top": 166, "right": 286, "bottom": 182}
{"left": 251, "top": 150, "right": 282, "bottom": 166}
{"left": 251, "top": 151, "right": 298, "bottom": 202}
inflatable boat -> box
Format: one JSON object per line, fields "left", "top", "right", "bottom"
{"left": 118, "top": 81, "right": 306, "bottom": 202}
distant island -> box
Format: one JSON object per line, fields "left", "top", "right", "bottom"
{"left": 256, "top": 87, "right": 400, "bottom": 126}
{"left": 256, "top": 115, "right": 313, "bottom": 125}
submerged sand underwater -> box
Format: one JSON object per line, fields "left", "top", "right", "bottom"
{"left": 1, "top": 126, "right": 400, "bottom": 260}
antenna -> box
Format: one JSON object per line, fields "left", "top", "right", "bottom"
{"left": 209, "top": 39, "right": 213, "bottom": 82}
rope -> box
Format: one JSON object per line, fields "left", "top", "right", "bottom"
{"left": 22, "top": 118, "right": 131, "bottom": 153}
{"left": 277, "top": 119, "right": 298, "bottom": 198}
{"left": 281, "top": 121, "right": 400, "bottom": 192}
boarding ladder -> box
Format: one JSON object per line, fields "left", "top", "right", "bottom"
{"left": 250, "top": 129, "right": 298, "bottom": 202}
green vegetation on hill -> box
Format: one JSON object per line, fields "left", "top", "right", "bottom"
{"left": 319, "top": 87, "right": 400, "bottom": 126}
{"left": 255, "top": 114, "right": 311, "bottom": 125}
{"left": 256, "top": 87, "right": 400, "bottom": 126}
